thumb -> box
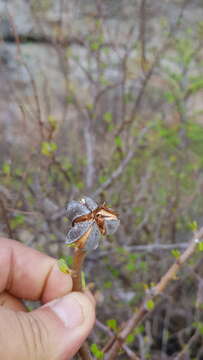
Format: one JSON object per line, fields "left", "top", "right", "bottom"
{"left": 0, "top": 292, "right": 95, "bottom": 360}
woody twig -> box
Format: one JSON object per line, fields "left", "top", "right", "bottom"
{"left": 71, "top": 232, "right": 93, "bottom": 360}
{"left": 104, "top": 227, "right": 203, "bottom": 360}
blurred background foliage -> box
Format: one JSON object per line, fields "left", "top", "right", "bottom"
{"left": 1, "top": 0, "right": 203, "bottom": 358}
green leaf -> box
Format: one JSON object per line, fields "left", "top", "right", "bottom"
{"left": 90, "top": 344, "right": 104, "bottom": 359}
{"left": 126, "top": 333, "right": 135, "bottom": 344}
{"left": 90, "top": 42, "right": 100, "bottom": 51}
{"left": 2, "top": 162, "right": 11, "bottom": 175}
{"left": 188, "top": 220, "right": 198, "bottom": 231}
{"left": 66, "top": 48, "right": 73, "bottom": 57}
{"left": 99, "top": 175, "right": 107, "bottom": 184}
{"left": 102, "top": 47, "right": 110, "bottom": 55}
{"left": 164, "top": 91, "right": 176, "bottom": 104}
{"left": 48, "top": 115, "right": 57, "bottom": 130}
{"left": 108, "top": 266, "right": 119, "bottom": 277}
{"left": 106, "top": 319, "right": 118, "bottom": 331}
{"left": 129, "top": 253, "right": 140, "bottom": 261}
{"left": 86, "top": 103, "right": 94, "bottom": 111}
{"left": 57, "top": 258, "right": 70, "bottom": 274}
{"left": 66, "top": 95, "right": 74, "bottom": 104}
{"left": 99, "top": 76, "right": 110, "bottom": 86}
{"left": 62, "top": 159, "right": 72, "bottom": 171}
{"left": 107, "top": 124, "right": 115, "bottom": 132}
{"left": 116, "top": 246, "right": 126, "bottom": 255}
{"left": 187, "top": 77, "right": 203, "bottom": 94}
{"left": 103, "top": 112, "right": 112, "bottom": 123}
{"left": 41, "top": 141, "right": 58, "bottom": 156}
{"left": 76, "top": 181, "right": 84, "bottom": 190}
{"left": 114, "top": 136, "right": 123, "bottom": 148}
{"left": 146, "top": 299, "right": 155, "bottom": 311}
{"left": 124, "top": 92, "right": 134, "bottom": 103}
{"left": 193, "top": 321, "right": 203, "bottom": 335}
{"left": 126, "top": 261, "right": 136, "bottom": 272}
{"left": 65, "top": 255, "right": 73, "bottom": 266}
{"left": 10, "top": 215, "right": 25, "bottom": 229}
{"left": 104, "top": 281, "right": 112, "bottom": 289}
{"left": 65, "top": 242, "right": 76, "bottom": 248}
{"left": 198, "top": 242, "right": 203, "bottom": 252}
{"left": 171, "top": 249, "right": 181, "bottom": 259}
{"left": 81, "top": 271, "right": 86, "bottom": 289}
{"left": 139, "top": 261, "right": 148, "bottom": 272}
{"left": 135, "top": 324, "right": 145, "bottom": 335}
{"left": 15, "top": 167, "right": 23, "bottom": 176}
{"left": 186, "top": 122, "right": 203, "bottom": 156}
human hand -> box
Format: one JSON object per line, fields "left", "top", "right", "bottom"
{"left": 0, "top": 238, "right": 95, "bottom": 360}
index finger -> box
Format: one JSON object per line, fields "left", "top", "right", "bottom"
{"left": 0, "top": 238, "right": 72, "bottom": 303}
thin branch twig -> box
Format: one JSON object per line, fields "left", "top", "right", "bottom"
{"left": 93, "top": 124, "right": 151, "bottom": 197}
{"left": 124, "top": 242, "right": 188, "bottom": 252}
{"left": 0, "top": 197, "right": 14, "bottom": 239}
{"left": 96, "top": 320, "right": 141, "bottom": 360}
{"left": 139, "top": 0, "right": 147, "bottom": 72}
{"left": 104, "top": 227, "right": 203, "bottom": 360}
{"left": 116, "top": 0, "right": 190, "bottom": 136}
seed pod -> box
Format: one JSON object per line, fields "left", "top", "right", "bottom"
{"left": 80, "top": 196, "right": 98, "bottom": 211}
{"left": 104, "top": 218, "right": 120, "bottom": 235}
{"left": 66, "top": 200, "right": 90, "bottom": 223}
{"left": 66, "top": 197, "right": 119, "bottom": 252}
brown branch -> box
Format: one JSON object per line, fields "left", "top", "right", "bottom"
{"left": 93, "top": 124, "right": 152, "bottom": 197}
{"left": 7, "top": 10, "right": 45, "bottom": 142}
{"left": 71, "top": 247, "right": 93, "bottom": 360}
{"left": 49, "top": 155, "right": 72, "bottom": 183}
{"left": 174, "top": 283, "right": 201, "bottom": 360}
{"left": 83, "top": 123, "right": 96, "bottom": 191}
{"left": 117, "top": 242, "right": 189, "bottom": 253}
{"left": 96, "top": 320, "right": 140, "bottom": 360}
{"left": 104, "top": 227, "right": 203, "bottom": 360}
{"left": 0, "top": 196, "right": 14, "bottom": 239}
{"left": 116, "top": 0, "right": 190, "bottom": 136}
{"left": 62, "top": 82, "right": 96, "bottom": 191}
{"left": 139, "top": 0, "right": 147, "bottom": 72}
{"left": 174, "top": 329, "right": 200, "bottom": 360}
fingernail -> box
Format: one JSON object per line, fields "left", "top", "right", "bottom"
{"left": 49, "top": 295, "right": 84, "bottom": 328}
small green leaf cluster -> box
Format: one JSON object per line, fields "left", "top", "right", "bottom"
{"left": 10, "top": 215, "right": 25, "bottom": 229}
{"left": 171, "top": 249, "right": 181, "bottom": 259}
{"left": 193, "top": 322, "right": 203, "bottom": 335}
{"left": 106, "top": 318, "right": 118, "bottom": 332}
{"left": 41, "top": 142, "right": 58, "bottom": 156}
{"left": 90, "top": 344, "right": 104, "bottom": 359}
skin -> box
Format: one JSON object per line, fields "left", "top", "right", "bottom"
{"left": 0, "top": 237, "right": 95, "bottom": 360}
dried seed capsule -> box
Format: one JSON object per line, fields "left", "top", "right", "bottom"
{"left": 104, "top": 218, "right": 120, "bottom": 235}
{"left": 66, "top": 220, "right": 93, "bottom": 244}
{"left": 80, "top": 196, "right": 98, "bottom": 211}
{"left": 66, "top": 200, "right": 90, "bottom": 223}
{"left": 65, "top": 196, "right": 119, "bottom": 252}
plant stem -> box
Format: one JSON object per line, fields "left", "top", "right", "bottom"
{"left": 72, "top": 247, "right": 93, "bottom": 360}
{"left": 72, "top": 248, "right": 86, "bottom": 291}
